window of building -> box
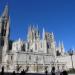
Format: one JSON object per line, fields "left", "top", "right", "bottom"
{"left": 9, "top": 40, "right": 13, "bottom": 50}
{"left": 3, "top": 29, "right": 6, "bottom": 36}
{"left": 35, "top": 43, "right": 37, "bottom": 50}
{"left": 56, "top": 51, "right": 61, "bottom": 56}
{"left": 29, "top": 55, "right": 31, "bottom": 60}
{"left": 47, "top": 42, "right": 49, "bottom": 49}
{"left": 22, "top": 44, "right": 25, "bottom": 51}
{"left": 58, "top": 66, "right": 59, "bottom": 70}
{"left": 30, "top": 49, "right": 33, "bottom": 52}
{"left": 1, "top": 39, "right": 4, "bottom": 46}
{"left": 27, "top": 43, "right": 29, "bottom": 49}
{"left": 41, "top": 42, "right": 42, "bottom": 48}
{"left": 11, "top": 56, "right": 13, "bottom": 60}
{"left": 62, "top": 65, "right": 64, "bottom": 70}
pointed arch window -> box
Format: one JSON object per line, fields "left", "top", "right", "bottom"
{"left": 47, "top": 42, "right": 49, "bottom": 49}
{"left": 22, "top": 44, "right": 25, "bottom": 51}
{"left": 35, "top": 43, "right": 37, "bottom": 50}
{"left": 27, "top": 42, "right": 29, "bottom": 49}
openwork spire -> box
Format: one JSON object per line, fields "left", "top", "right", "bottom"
{"left": 61, "top": 41, "right": 65, "bottom": 53}
{"left": 42, "top": 27, "right": 45, "bottom": 40}
{"left": 2, "top": 5, "right": 8, "bottom": 18}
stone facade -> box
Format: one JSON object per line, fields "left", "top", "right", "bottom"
{"left": 0, "top": 5, "right": 75, "bottom": 73}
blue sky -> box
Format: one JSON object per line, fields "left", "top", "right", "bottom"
{"left": 0, "top": 0, "right": 75, "bottom": 50}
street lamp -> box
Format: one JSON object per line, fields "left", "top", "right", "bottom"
{"left": 68, "top": 49, "right": 74, "bottom": 69}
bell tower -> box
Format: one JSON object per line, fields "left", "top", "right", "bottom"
{"left": 0, "top": 5, "right": 10, "bottom": 63}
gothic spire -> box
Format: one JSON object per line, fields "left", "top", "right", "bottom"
{"left": 61, "top": 41, "right": 65, "bottom": 53}
{"left": 58, "top": 40, "right": 61, "bottom": 53}
{"left": 27, "top": 25, "right": 32, "bottom": 41}
{"left": 52, "top": 32, "right": 54, "bottom": 40}
{"left": 42, "top": 27, "right": 45, "bottom": 40}
{"left": 2, "top": 5, "right": 8, "bottom": 18}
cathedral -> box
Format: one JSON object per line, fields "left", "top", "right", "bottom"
{"left": 0, "top": 5, "right": 75, "bottom": 73}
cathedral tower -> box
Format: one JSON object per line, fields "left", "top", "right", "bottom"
{"left": 27, "top": 25, "right": 40, "bottom": 42}
{"left": 0, "top": 5, "right": 10, "bottom": 63}
{"left": 45, "top": 32, "right": 56, "bottom": 56}
{"left": 61, "top": 41, "right": 65, "bottom": 55}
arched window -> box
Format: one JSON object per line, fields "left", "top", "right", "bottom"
{"left": 56, "top": 51, "right": 61, "bottom": 56}
{"left": 11, "top": 56, "right": 13, "bottom": 60}
{"left": 47, "top": 42, "right": 49, "bottom": 49}
{"left": 27, "top": 43, "right": 29, "bottom": 49}
{"left": 29, "top": 55, "right": 31, "bottom": 60}
{"left": 30, "top": 49, "right": 33, "bottom": 52}
{"left": 1, "top": 39, "right": 4, "bottom": 46}
{"left": 35, "top": 43, "right": 37, "bottom": 50}
{"left": 22, "top": 44, "right": 25, "bottom": 51}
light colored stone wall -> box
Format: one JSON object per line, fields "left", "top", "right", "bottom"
{"left": 56, "top": 54, "right": 75, "bottom": 70}
{"left": 8, "top": 52, "right": 55, "bottom": 72}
